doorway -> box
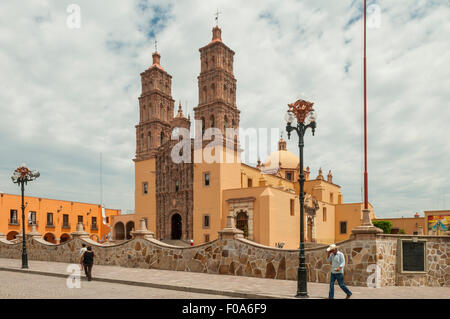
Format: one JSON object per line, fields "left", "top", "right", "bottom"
{"left": 171, "top": 213, "right": 182, "bottom": 240}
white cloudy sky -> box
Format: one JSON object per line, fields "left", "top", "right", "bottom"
{"left": 0, "top": 0, "right": 449, "bottom": 217}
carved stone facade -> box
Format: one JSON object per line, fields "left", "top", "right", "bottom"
{"left": 156, "top": 139, "right": 194, "bottom": 240}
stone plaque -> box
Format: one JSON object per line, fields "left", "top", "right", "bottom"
{"left": 402, "top": 241, "right": 425, "bottom": 272}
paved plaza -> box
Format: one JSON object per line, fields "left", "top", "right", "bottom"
{"left": 0, "top": 271, "right": 232, "bottom": 299}
{"left": 0, "top": 258, "right": 449, "bottom": 299}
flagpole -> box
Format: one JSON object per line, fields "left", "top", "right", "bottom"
{"left": 363, "top": 0, "right": 369, "bottom": 210}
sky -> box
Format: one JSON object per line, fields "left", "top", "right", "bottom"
{"left": 0, "top": 0, "right": 449, "bottom": 217}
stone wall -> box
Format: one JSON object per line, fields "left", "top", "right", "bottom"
{"left": 0, "top": 230, "right": 448, "bottom": 287}
{"left": 376, "top": 234, "right": 449, "bottom": 287}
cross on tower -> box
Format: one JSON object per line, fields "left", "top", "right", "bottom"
{"left": 214, "top": 9, "right": 221, "bottom": 26}
{"left": 154, "top": 39, "right": 158, "bottom": 52}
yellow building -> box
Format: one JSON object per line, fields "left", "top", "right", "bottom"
{"left": 133, "top": 25, "right": 374, "bottom": 249}
{"left": 0, "top": 192, "right": 120, "bottom": 243}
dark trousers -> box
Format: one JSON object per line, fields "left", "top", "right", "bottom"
{"left": 329, "top": 273, "right": 352, "bottom": 298}
{"left": 83, "top": 263, "right": 93, "bottom": 280}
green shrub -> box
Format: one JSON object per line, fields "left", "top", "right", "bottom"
{"left": 372, "top": 220, "right": 393, "bottom": 234}
{"left": 399, "top": 229, "right": 405, "bottom": 234}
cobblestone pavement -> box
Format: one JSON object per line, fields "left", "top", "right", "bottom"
{"left": 0, "top": 271, "right": 234, "bottom": 299}
{"left": 0, "top": 258, "right": 449, "bottom": 299}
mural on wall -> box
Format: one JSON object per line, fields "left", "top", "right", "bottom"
{"left": 427, "top": 215, "right": 449, "bottom": 235}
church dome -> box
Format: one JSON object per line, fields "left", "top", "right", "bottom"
{"left": 263, "top": 149, "right": 299, "bottom": 169}
{"left": 262, "top": 136, "right": 300, "bottom": 170}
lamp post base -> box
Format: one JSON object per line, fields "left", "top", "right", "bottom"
{"left": 295, "top": 292, "right": 309, "bottom": 298}
{"left": 21, "top": 255, "right": 28, "bottom": 269}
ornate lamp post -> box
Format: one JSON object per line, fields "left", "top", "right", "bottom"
{"left": 11, "top": 164, "right": 40, "bottom": 269}
{"left": 285, "top": 99, "right": 316, "bottom": 298}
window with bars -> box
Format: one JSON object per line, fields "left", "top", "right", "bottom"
{"left": 203, "top": 215, "right": 210, "bottom": 228}
{"left": 9, "top": 210, "right": 18, "bottom": 224}
{"left": 47, "top": 213, "right": 54, "bottom": 226}
{"left": 204, "top": 172, "right": 210, "bottom": 186}
{"left": 91, "top": 217, "right": 97, "bottom": 229}
{"left": 340, "top": 221, "right": 347, "bottom": 234}
{"left": 63, "top": 214, "right": 69, "bottom": 227}
{"left": 29, "top": 211, "right": 36, "bottom": 224}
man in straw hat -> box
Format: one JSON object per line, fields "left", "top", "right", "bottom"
{"left": 326, "top": 244, "right": 352, "bottom": 299}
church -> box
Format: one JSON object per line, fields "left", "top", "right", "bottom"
{"left": 133, "top": 25, "right": 374, "bottom": 249}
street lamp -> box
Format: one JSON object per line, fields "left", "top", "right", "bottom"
{"left": 11, "top": 163, "right": 40, "bottom": 269}
{"left": 285, "top": 99, "right": 316, "bottom": 298}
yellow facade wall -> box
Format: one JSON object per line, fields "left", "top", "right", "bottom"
{"left": 0, "top": 193, "right": 120, "bottom": 243}
{"left": 222, "top": 186, "right": 300, "bottom": 249}
{"left": 374, "top": 216, "right": 425, "bottom": 234}
{"left": 314, "top": 201, "right": 336, "bottom": 244}
{"left": 134, "top": 158, "right": 157, "bottom": 235}
{"left": 193, "top": 146, "right": 241, "bottom": 245}
{"left": 335, "top": 203, "right": 375, "bottom": 242}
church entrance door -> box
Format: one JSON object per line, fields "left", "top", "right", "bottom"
{"left": 171, "top": 213, "right": 182, "bottom": 240}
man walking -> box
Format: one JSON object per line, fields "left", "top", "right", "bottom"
{"left": 80, "top": 246, "right": 95, "bottom": 281}
{"left": 326, "top": 244, "right": 352, "bottom": 299}
{"left": 79, "top": 243, "right": 87, "bottom": 270}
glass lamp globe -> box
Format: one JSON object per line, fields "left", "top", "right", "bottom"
{"left": 284, "top": 111, "right": 295, "bottom": 124}
{"left": 308, "top": 111, "right": 317, "bottom": 122}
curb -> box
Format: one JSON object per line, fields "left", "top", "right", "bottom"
{"left": 0, "top": 267, "right": 300, "bottom": 299}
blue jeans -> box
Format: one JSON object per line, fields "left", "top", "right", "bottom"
{"left": 329, "top": 273, "right": 352, "bottom": 299}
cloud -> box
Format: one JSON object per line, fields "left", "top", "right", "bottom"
{"left": 0, "top": 0, "right": 449, "bottom": 217}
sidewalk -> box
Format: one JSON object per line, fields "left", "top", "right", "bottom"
{"left": 0, "top": 258, "right": 448, "bottom": 299}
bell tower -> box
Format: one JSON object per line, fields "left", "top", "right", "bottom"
{"left": 194, "top": 26, "right": 240, "bottom": 143}
{"left": 192, "top": 25, "right": 242, "bottom": 245}
{"left": 134, "top": 49, "right": 174, "bottom": 236}
{"left": 135, "top": 51, "right": 174, "bottom": 161}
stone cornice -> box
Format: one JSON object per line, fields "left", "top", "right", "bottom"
{"left": 139, "top": 90, "right": 174, "bottom": 102}
{"left": 226, "top": 197, "right": 256, "bottom": 204}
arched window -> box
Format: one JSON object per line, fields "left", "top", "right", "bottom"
{"left": 147, "top": 132, "right": 151, "bottom": 150}
{"left": 201, "top": 117, "right": 206, "bottom": 135}
{"left": 236, "top": 211, "right": 248, "bottom": 238}
{"left": 224, "top": 116, "right": 228, "bottom": 131}
{"left": 211, "top": 83, "right": 216, "bottom": 99}
{"left": 160, "top": 132, "right": 164, "bottom": 144}
{"left": 232, "top": 118, "right": 236, "bottom": 128}
{"left": 210, "top": 115, "right": 215, "bottom": 128}
{"left": 175, "top": 180, "right": 179, "bottom": 192}
{"left": 203, "top": 86, "right": 207, "bottom": 102}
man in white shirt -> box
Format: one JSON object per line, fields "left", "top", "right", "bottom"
{"left": 326, "top": 244, "right": 352, "bottom": 299}
{"left": 80, "top": 243, "right": 87, "bottom": 270}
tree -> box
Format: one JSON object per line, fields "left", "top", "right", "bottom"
{"left": 372, "top": 220, "right": 392, "bottom": 234}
